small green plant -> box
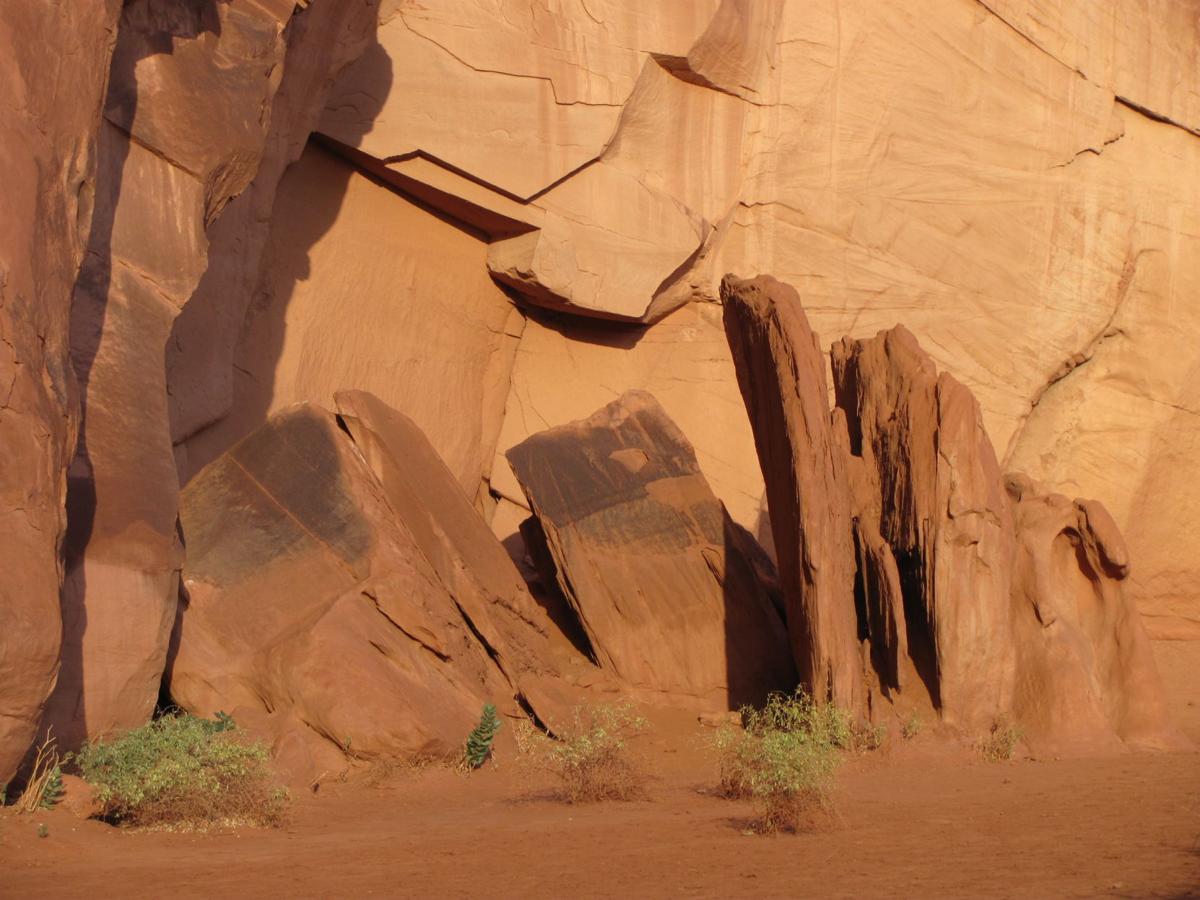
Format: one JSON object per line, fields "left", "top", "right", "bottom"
{"left": 465, "top": 704, "right": 502, "bottom": 769}
{"left": 17, "top": 734, "right": 66, "bottom": 813}
{"left": 36, "top": 823, "right": 48, "bottom": 839}
{"left": 516, "top": 701, "right": 648, "bottom": 803}
{"left": 979, "top": 717, "right": 1022, "bottom": 762}
{"left": 901, "top": 713, "right": 923, "bottom": 740}
{"left": 76, "top": 712, "right": 288, "bottom": 829}
{"left": 713, "top": 688, "right": 850, "bottom": 833}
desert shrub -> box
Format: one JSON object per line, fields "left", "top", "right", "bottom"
{"left": 713, "top": 688, "right": 851, "bottom": 833}
{"left": 76, "top": 712, "right": 288, "bottom": 829}
{"left": 901, "top": 712, "right": 923, "bottom": 740}
{"left": 16, "top": 734, "right": 65, "bottom": 813}
{"left": 515, "top": 701, "right": 648, "bottom": 803}
{"left": 465, "top": 703, "right": 502, "bottom": 769}
{"left": 979, "top": 717, "right": 1022, "bottom": 763}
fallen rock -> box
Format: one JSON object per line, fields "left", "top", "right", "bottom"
{"left": 333, "top": 389, "right": 586, "bottom": 729}
{"left": 505, "top": 390, "right": 795, "bottom": 710}
{"left": 169, "top": 403, "right": 515, "bottom": 762}
{"left": 721, "top": 275, "right": 865, "bottom": 711}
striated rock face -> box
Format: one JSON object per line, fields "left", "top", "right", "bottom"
{"left": 332, "top": 390, "right": 584, "bottom": 728}
{"left": 724, "top": 274, "right": 1174, "bottom": 750}
{"left": 506, "top": 391, "right": 795, "bottom": 710}
{"left": 831, "top": 322, "right": 1018, "bottom": 731}
{"left": 720, "top": 276, "right": 863, "bottom": 711}
{"left": 170, "top": 402, "right": 574, "bottom": 761}
{"left": 0, "top": 0, "right": 121, "bottom": 784}
{"left": 45, "top": 0, "right": 381, "bottom": 751}
{"left": 316, "top": 0, "right": 1200, "bottom": 639}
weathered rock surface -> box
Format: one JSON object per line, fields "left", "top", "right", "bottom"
{"left": 179, "top": 142, "right": 522, "bottom": 507}
{"left": 488, "top": 302, "right": 768, "bottom": 548}
{"left": 832, "top": 320, "right": 1018, "bottom": 731}
{"left": 312, "top": 0, "right": 1200, "bottom": 639}
{"left": 1007, "top": 475, "right": 1176, "bottom": 753}
{"left": 170, "top": 404, "right": 519, "bottom": 761}
{"left": 333, "top": 389, "right": 585, "bottom": 728}
{"left": 506, "top": 391, "right": 794, "bottom": 710}
{"left": 720, "top": 276, "right": 863, "bottom": 711}
{"left": 725, "top": 273, "right": 1175, "bottom": 750}
{"left": 45, "top": 0, "right": 381, "bottom": 751}
{"left": 0, "top": 0, "right": 121, "bottom": 784}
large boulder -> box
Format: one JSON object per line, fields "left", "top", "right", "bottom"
{"left": 720, "top": 275, "right": 864, "bottom": 711}
{"left": 170, "top": 403, "right": 515, "bottom": 761}
{"left": 505, "top": 390, "right": 794, "bottom": 710}
{"left": 332, "top": 389, "right": 586, "bottom": 728}
{"left": 0, "top": 0, "right": 121, "bottom": 784}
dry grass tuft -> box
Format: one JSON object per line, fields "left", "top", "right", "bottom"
{"left": 15, "top": 734, "right": 65, "bottom": 813}
{"left": 514, "top": 701, "right": 648, "bottom": 803}
{"left": 978, "top": 717, "right": 1023, "bottom": 763}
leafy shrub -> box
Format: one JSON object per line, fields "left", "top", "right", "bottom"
{"left": 515, "top": 701, "right": 648, "bottom": 803}
{"left": 76, "top": 712, "right": 288, "bottom": 828}
{"left": 16, "top": 734, "right": 65, "bottom": 813}
{"left": 465, "top": 703, "right": 502, "bottom": 769}
{"left": 979, "top": 717, "right": 1022, "bottom": 762}
{"left": 713, "top": 688, "right": 850, "bottom": 833}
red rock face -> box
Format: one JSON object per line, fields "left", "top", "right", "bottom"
{"left": 506, "top": 390, "right": 795, "bottom": 711}
{"left": 43, "top": 0, "right": 381, "bottom": 753}
{"left": 1007, "top": 476, "right": 1177, "bottom": 753}
{"left": 0, "top": 0, "right": 121, "bottom": 785}
{"left": 723, "top": 273, "right": 1176, "bottom": 749}
{"left": 832, "top": 323, "right": 1017, "bottom": 731}
{"left": 720, "top": 276, "right": 864, "bottom": 711}
{"left": 170, "top": 404, "right": 517, "bottom": 762}
{"left": 332, "top": 390, "right": 586, "bottom": 731}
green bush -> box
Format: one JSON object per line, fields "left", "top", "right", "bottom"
{"left": 515, "top": 701, "right": 648, "bottom": 803}
{"left": 465, "top": 703, "right": 502, "bottom": 769}
{"left": 76, "top": 712, "right": 287, "bottom": 829}
{"left": 713, "top": 688, "right": 849, "bottom": 833}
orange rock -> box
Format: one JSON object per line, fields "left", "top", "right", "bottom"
{"left": 0, "top": 0, "right": 121, "bottom": 785}
{"left": 720, "top": 275, "right": 864, "bottom": 711}
{"left": 506, "top": 390, "right": 795, "bottom": 710}
{"left": 170, "top": 401, "right": 589, "bottom": 761}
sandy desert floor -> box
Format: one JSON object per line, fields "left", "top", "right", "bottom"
{"left": 3, "top": 641, "right": 1197, "bottom": 900}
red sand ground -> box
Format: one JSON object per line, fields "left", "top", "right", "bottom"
{"left": 3, "top": 642, "right": 1198, "bottom": 899}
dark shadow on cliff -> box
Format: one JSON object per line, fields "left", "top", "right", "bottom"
{"left": 174, "top": 34, "right": 390, "bottom": 480}
{"left": 41, "top": 0, "right": 225, "bottom": 752}
{"left": 722, "top": 511, "right": 797, "bottom": 711}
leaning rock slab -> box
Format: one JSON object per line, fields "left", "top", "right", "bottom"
{"left": 721, "top": 275, "right": 865, "bottom": 711}
{"left": 170, "top": 404, "right": 512, "bottom": 761}
{"left": 505, "top": 390, "right": 794, "bottom": 710}
{"left": 333, "top": 389, "right": 586, "bottom": 729}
